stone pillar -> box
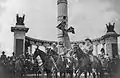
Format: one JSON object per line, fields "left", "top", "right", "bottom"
{"left": 57, "top": 0, "right": 71, "bottom": 49}
{"left": 104, "top": 23, "right": 120, "bottom": 59}
{"left": 105, "top": 34, "right": 119, "bottom": 59}
{"left": 11, "top": 14, "right": 29, "bottom": 57}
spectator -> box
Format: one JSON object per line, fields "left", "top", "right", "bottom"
{"left": 1, "top": 51, "right": 6, "bottom": 61}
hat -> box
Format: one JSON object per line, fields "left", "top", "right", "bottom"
{"left": 85, "top": 38, "right": 92, "bottom": 43}
{"left": 2, "top": 51, "right": 5, "bottom": 54}
{"left": 59, "top": 41, "right": 63, "bottom": 45}
{"left": 52, "top": 43, "right": 56, "bottom": 46}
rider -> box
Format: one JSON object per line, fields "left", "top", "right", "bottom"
{"left": 51, "top": 43, "right": 58, "bottom": 53}
{"left": 83, "top": 38, "right": 93, "bottom": 55}
{"left": 58, "top": 42, "right": 64, "bottom": 55}
{"left": 83, "top": 38, "right": 94, "bottom": 61}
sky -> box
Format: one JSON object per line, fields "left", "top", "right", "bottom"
{"left": 0, "top": 0, "right": 119, "bottom": 56}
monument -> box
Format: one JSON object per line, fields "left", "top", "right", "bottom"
{"left": 103, "top": 22, "right": 120, "bottom": 58}
{"left": 57, "top": 0, "right": 74, "bottom": 52}
{"left": 11, "top": 14, "right": 29, "bottom": 57}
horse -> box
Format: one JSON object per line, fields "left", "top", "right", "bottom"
{"left": 46, "top": 48, "right": 76, "bottom": 78}
{"left": 47, "top": 48, "right": 66, "bottom": 78}
{"left": 32, "top": 59, "right": 41, "bottom": 78}
{"left": 33, "top": 48, "right": 55, "bottom": 78}
{"left": 65, "top": 56, "right": 77, "bottom": 78}
{"left": 72, "top": 44, "right": 104, "bottom": 78}
{"left": 24, "top": 58, "right": 34, "bottom": 74}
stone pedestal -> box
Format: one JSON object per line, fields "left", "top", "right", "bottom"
{"left": 11, "top": 25, "right": 29, "bottom": 57}
{"left": 104, "top": 32, "right": 120, "bottom": 59}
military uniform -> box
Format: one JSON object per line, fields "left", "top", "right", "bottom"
{"left": 83, "top": 43, "right": 93, "bottom": 55}
{"left": 83, "top": 43, "right": 94, "bottom": 62}
{"left": 51, "top": 46, "right": 58, "bottom": 53}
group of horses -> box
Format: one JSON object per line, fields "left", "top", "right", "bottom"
{"left": 31, "top": 44, "right": 118, "bottom": 78}
{"left": 0, "top": 44, "right": 119, "bottom": 78}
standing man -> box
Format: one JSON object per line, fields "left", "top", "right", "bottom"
{"left": 1, "top": 51, "right": 6, "bottom": 62}
{"left": 11, "top": 52, "right": 16, "bottom": 61}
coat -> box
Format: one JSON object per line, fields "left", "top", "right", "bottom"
{"left": 83, "top": 43, "right": 93, "bottom": 55}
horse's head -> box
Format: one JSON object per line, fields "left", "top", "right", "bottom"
{"left": 33, "top": 48, "right": 47, "bottom": 63}
{"left": 72, "top": 44, "right": 84, "bottom": 58}
{"left": 46, "top": 48, "right": 58, "bottom": 56}
{"left": 33, "top": 48, "right": 43, "bottom": 59}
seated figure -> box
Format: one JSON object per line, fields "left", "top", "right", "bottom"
{"left": 83, "top": 38, "right": 93, "bottom": 55}
{"left": 82, "top": 38, "right": 94, "bottom": 62}
{"left": 51, "top": 43, "right": 58, "bottom": 53}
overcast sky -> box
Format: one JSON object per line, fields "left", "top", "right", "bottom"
{"left": 0, "top": 0, "right": 119, "bottom": 55}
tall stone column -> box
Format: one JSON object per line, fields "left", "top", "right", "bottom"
{"left": 57, "top": 0, "right": 71, "bottom": 49}
{"left": 11, "top": 14, "right": 29, "bottom": 57}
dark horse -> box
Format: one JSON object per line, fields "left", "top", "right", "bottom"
{"left": 46, "top": 48, "right": 75, "bottom": 78}
{"left": 73, "top": 44, "right": 104, "bottom": 78}
{"left": 33, "top": 48, "right": 54, "bottom": 78}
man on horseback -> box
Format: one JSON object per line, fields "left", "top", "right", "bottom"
{"left": 83, "top": 38, "right": 94, "bottom": 62}
{"left": 51, "top": 43, "right": 58, "bottom": 53}
{"left": 57, "top": 42, "right": 67, "bottom": 55}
